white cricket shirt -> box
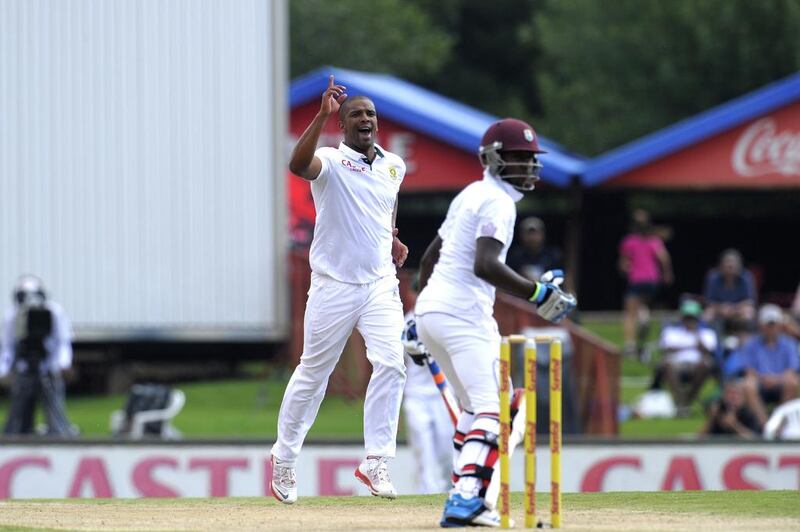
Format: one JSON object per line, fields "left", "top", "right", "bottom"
{"left": 309, "top": 142, "right": 405, "bottom": 284}
{"left": 416, "top": 170, "right": 523, "bottom": 321}
{"left": 659, "top": 323, "right": 717, "bottom": 365}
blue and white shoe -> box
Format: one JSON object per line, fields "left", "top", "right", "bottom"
{"left": 440, "top": 493, "right": 501, "bottom": 528}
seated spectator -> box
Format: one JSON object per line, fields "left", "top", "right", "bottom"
{"left": 738, "top": 304, "right": 800, "bottom": 428}
{"left": 702, "top": 249, "right": 756, "bottom": 335}
{"left": 656, "top": 299, "right": 716, "bottom": 415}
{"left": 618, "top": 209, "right": 673, "bottom": 359}
{"left": 506, "top": 216, "right": 563, "bottom": 283}
{"left": 700, "top": 380, "right": 761, "bottom": 439}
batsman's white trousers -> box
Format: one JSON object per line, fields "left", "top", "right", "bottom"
{"left": 272, "top": 272, "right": 406, "bottom": 462}
{"left": 416, "top": 312, "right": 500, "bottom": 414}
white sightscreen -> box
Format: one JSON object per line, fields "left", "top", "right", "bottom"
{"left": 0, "top": 0, "right": 288, "bottom": 340}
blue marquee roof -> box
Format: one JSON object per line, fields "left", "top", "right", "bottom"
{"left": 583, "top": 72, "right": 800, "bottom": 186}
{"left": 290, "top": 67, "right": 586, "bottom": 187}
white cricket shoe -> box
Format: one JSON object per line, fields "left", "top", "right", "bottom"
{"left": 354, "top": 456, "right": 397, "bottom": 499}
{"left": 270, "top": 455, "right": 297, "bottom": 504}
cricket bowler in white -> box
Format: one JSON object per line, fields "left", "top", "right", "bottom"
{"left": 415, "top": 118, "right": 577, "bottom": 527}
{"left": 270, "top": 76, "right": 409, "bottom": 504}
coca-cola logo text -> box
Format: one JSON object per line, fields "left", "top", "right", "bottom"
{"left": 731, "top": 118, "right": 800, "bottom": 178}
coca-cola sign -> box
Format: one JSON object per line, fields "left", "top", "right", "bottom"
{"left": 731, "top": 118, "right": 800, "bottom": 178}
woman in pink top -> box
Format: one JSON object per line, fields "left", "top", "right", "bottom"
{"left": 618, "top": 209, "right": 674, "bottom": 359}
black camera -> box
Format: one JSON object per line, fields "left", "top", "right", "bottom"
{"left": 14, "top": 305, "right": 54, "bottom": 368}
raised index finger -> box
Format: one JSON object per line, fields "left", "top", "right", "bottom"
{"left": 329, "top": 74, "right": 334, "bottom": 88}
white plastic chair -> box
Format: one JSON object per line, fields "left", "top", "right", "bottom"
{"left": 763, "top": 398, "right": 800, "bottom": 440}
{"left": 109, "top": 389, "right": 185, "bottom": 440}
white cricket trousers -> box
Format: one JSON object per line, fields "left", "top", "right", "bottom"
{"left": 272, "top": 272, "right": 406, "bottom": 462}
{"left": 403, "top": 392, "right": 453, "bottom": 494}
{"left": 415, "top": 312, "right": 500, "bottom": 414}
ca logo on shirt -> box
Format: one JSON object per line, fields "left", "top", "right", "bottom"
{"left": 388, "top": 167, "right": 398, "bottom": 180}
{"left": 341, "top": 159, "right": 367, "bottom": 173}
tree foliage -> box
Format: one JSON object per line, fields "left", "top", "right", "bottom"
{"left": 289, "top": 0, "right": 453, "bottom": 80}
{"left": 410, "top": 0, "right": 543, "bottom": 119}
{"left": 535, "top": 0, "right": 800, "bottom": 154}
{"left": 290, "top": 0, "right": 800, "bottom": 156}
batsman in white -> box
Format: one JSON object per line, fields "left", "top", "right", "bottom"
{"left": 270, "top": 76, "right": 409, "bottom": 504}
{"left": 414, "top": 118, "right": 577, "bottom": 527}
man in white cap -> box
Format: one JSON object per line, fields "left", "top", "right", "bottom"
{"left": 0, "top": 275, "right": 76, "bottom": 436}
{"left": 738, "top": 304, "right": 799, "bottom": 427}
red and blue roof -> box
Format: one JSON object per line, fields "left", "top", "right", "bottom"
{"left": 291, "top": 67, "right": 800, "bottom": 189}
{"left": 290, "top": 67, "right": 586, "bottom": 188}
{"left": 583, "top": 72, "right": 800, "bottom": 186}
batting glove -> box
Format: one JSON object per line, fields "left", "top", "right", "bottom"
{"left": 401, "top": 318, "right": 429, "bottom": 365}
{"left": 528, "top": 273, "right": 577, "bottom": 323}
{"left": 540, "top": 269, "right": 565, "bottom": 287}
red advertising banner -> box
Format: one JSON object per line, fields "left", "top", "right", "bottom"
{"left": 609, "top": 102, "right": 800, "bottom": 188}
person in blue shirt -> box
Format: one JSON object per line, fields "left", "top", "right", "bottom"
{"left": 702, "top": 249, "right": 756, "bottom": 335}
{"left": 740, "top": 304, "right": 799, "bottom": 428}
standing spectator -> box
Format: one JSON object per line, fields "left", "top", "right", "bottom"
{"left": 1, "top": 275, "right": 76, "bottom": 437}
{"left": 700, "top": 380, "right": 761, "bottom": 438}
{"left": 657, "top": 299, "right": 717, "bottom": 415}
{"left": 618, "top": 209, "right": 674, "bottom": 359}
{"left": 506, "top": 216, "right": 563, "bottom": 283}
{"left": 269, "top": 76, "right": 409, "bottom": 504}
{"left": 738, "top": 304, "right": 799, "bottom": 428}
{"left": 702, "top": 249, "right": 756, "bottom": 335}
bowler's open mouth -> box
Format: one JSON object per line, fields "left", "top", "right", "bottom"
{"left": 357, "top": 127, "right": 373, "bottom": 143}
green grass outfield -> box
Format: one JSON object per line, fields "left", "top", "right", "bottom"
{"left": 0, "top": 491, "right": 798, "bottom": 531}
{"left": 0, "top": 317, "right": 716, "bottom": 439}
{"left": 0, "top": 377, "right": 364, "bottom": 438}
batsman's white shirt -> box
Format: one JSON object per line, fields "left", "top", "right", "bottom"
{"left": 272, "top": 142, "right": 407, "bottom": 464}
{"left": 416, "top": 170, "right": 522, "bottom": 323}
{"left": 416, "top": 171, "right": 523, "bottom": 413}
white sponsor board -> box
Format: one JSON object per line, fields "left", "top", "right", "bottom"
{"left": 0, "top": 443, "right": 798, "bottom": 499}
